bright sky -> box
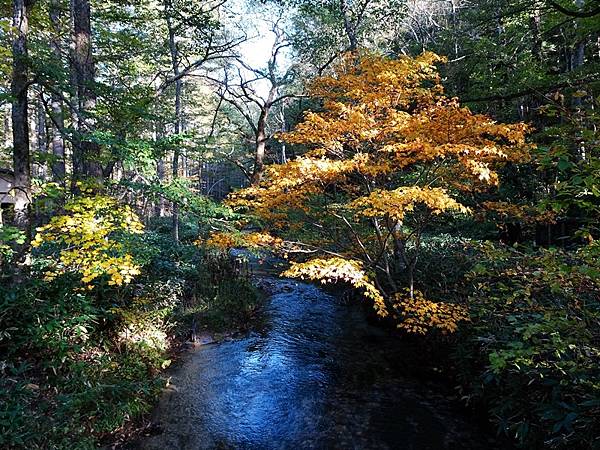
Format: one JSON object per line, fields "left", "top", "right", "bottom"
{"left": 224, "top": 0, "right": 294, "bottom": 100}
{"left": 238, "top": 18, "right": 276, "bottom": 68}
{"left": 227, "top": 0, "right": 276, "bottom": 64}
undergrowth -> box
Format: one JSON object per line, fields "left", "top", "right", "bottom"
{"left": 407, "top": 235, "right": 600, "bottom": 449}
{"left": 0, "top": 216, "right": 260, "bottom": 449}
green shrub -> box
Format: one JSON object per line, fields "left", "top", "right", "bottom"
{"left": 0, "top": 214, "right": 259, "bottom": 448}
{"left": 456, "top": 242, "right": 600, "bottom": 448}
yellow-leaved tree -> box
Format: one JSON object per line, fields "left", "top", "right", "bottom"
{"left": 228, "top": 52, "right": 532, "bottom": 333}
{"left": 32, "top": 195, "right": 144, "bottom": 288}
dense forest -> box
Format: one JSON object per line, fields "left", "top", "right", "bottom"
{"left": 0, "top": 0, "right": 599, "bottom": 448}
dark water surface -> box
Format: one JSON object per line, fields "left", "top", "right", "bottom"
{"left": 142, "top": 277, "right": 499, "bottom": 450}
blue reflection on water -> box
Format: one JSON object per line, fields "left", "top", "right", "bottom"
{"left": 143, "top": 279, "right": 496, "bottom": 450}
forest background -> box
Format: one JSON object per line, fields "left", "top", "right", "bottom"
{"left": 0, "top": 0, "right": 599, "bottom": 448}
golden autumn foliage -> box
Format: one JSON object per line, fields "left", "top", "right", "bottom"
{"left": 203, "top": 231, "right": 238, "bottom": 250}
{"left": 227, "top": 51, "right": 532, "bottom": 334}
{"left": 202, "top": 231, "right": 284, "bottom": 251}
{"left": 350, "top": 187, "right": 470, "bottom": 223}
{"left": 32, "top": 195, "right": 143, "bottom": 287}
{"left": 282, "top": 258, "right": 388, "bottom": 317}
{"left": 392, "top": 290, "right": 470, "bottom": 335}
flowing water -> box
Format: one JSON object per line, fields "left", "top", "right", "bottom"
{"left": 142, "top": 273, "right": 500, "bottom": 450}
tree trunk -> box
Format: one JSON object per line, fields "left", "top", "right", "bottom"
{"left": 3, "top": 106, "right": 12, "bottom": 149}
{"left": 156, "top": 158, "right": 166, "bottom": 216}
{"left": 571, "top": 0, "right": 585, "bottom": 107}
{"left": 11, "top": 0, "right": 33, "bottom": 233}
{"left": 71, "top": 0, "right": 102, "bottom": 184}
{"left": 340, "top": 0, "right": 358, "bottom": 51}
{"left": 251, "top": 113, "right": 268, "bottom": 185}
{"left": 171, "top": 81, "right": 182, "bottom": 242}
{"left": 449, "top": 0, "right": 459, "bottom": 58}
{"left": 154, "top": 118, "right": 166, "bottom": 217}
{"left": 49, "top": 0, "right": 66, "bottom": 182}
{"left": 573, "top": 0, "right": 585, "bottom": 66}
{"left": 279, "top": 106, "right": 287, "bottom": 163}
{"left": 250, "top": 86, "right": 275, "bottom": 185}
{"left": 36, "top": 96, "right": 47, "bottom": 179}
{"left": 196, "top": 159, "right": 202, "bottom": 193}
{"left": 571, "top": 0, "right": 586, "bottom": 162}
{"left": 166, "top": 2, "right": 181, "bottom": 242}
{"left": 530, "top": 8, "right": 542, "bottom": 61}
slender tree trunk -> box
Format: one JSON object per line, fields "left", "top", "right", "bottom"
{"left": 182, "top": 153, "right": 188, "bottom": 177}
{"left": 50, "top": 95, "right": 66, "bottom": 181}
{"left": 279, "top": 107, "right": 287, "bottom": 164}
{"left": 36, "top": 96, "right": 47, "bottom": 179}
{"left": 568, "top": 0, "right": 586, "bottom": 74}
{"left": 154, "top": 119, "right": 166, "bottom": 217}
{"left": 181, "top": 115, "right": 188, "bottom": 178}
{"left": 570, "top": 0, "right": 586, "bottom": 162}
{"left": 3, "top": 106, "right": 12, "bottom": 149}
{"left": 250, "top": 109, "right": 268, "bottom": 185}
{"left": 71, "top": 0, "right": 102, "bottom": 184}
{"left": 571, "top": 0, "right": 585, "bottom": 109}
{"left": 573, "top": 0, "right": 585, "bottom": 67}
{"left": 36, "top": 98, "right": 47, "bottom": 155}
{"left": 156, "top": 158, "right": 166, "bottom": 216}
{"left": 49, "top": 0, "right": 66, "bottom": 182}
{"left": 166, "top": 3, "right": 181, "bottom": 242}
{"left": 171, "top": 83, "right": 182, "bottom": 242}
{"left": 449, "top": 0, "right": 459, "bottom": 58}
{"left": 340, "top": 0, "right": 358, "bottom": 51}
{"left": 11, "top": 0, "right": 34, "bottom": 233}
{"left": 198, "top": 159, "right": 203, "bottom": 195}
{"left": 530, "top": 8, "right": 542, "bottom": 61}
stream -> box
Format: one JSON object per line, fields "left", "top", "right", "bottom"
{"left": 141, "top": 271, "right": 501, "bottom": 450}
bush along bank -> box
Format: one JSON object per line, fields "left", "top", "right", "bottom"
{"left": 0, "top": 199, "right": 260, "bottom": 450}
{"left": 404, "top": 236, "right": 600, "bottom": 449}
{"left": 454, "top": 241, "right": 600, "bottom": 449}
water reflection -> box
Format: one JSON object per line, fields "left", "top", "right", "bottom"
{"left": 142, "top": 279, "right": 497, "bottom": 450}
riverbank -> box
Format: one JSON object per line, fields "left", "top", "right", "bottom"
{"left": 0, "top": 226, "right": 264, "bottom": 450}
{"left": 107, "top": 257, "right": 268, "bottom": 449}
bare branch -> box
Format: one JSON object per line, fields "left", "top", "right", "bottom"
{"left": 547, "top": 0, "right": 600, "bottom": 17}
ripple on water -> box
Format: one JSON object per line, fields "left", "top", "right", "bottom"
{"left": 141, "top": 278, "right": 500, "bottom": 450}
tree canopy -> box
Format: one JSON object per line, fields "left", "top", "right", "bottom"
{"left": 1, "top": 0, "right": 599, "bottom": 448}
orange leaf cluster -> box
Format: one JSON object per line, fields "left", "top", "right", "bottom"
{"left": 393, "top": 290, "right": 470, "bottom": 334}
{"left": 228, "top": 51, "right": 532, "bottom": 333}
{"left": 282, "top": 258, "right": 388, "bottom": 317}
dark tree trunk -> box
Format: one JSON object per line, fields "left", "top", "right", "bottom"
{"left": 49, "top": 0, "right": 66, "bottom": 182}
{"left": 166, "top": 2, "right": 181, "bottom": 242}
{"left": 11, "top": 0, "right": 34, "bottom": 233}
{"left": 250, "top": 110, "right": 268, "bottom": 185}
{"left": 3, "top": 107, "right": 11, "bottom": 149}
{"left": 35, "top": 96, "right": 47, "bottom": 179}
{"left": 340, "top": 0, "right": 358, "bottom": 51}
{"left": 71, "top": 0, "right": 102, "bottom": 184}
{"left": 250, "top": 84, "right": 276, "bottom": 185}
